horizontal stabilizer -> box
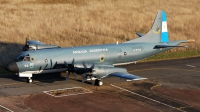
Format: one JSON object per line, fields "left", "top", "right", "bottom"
{"left": 154, "top": 45, "right": 188, "bottom": 49}
{"left": 110, "top": 72, "right": 147, "bottom": 80}
{"left": 136, "top": 32, "right": 143, "bottom": 37}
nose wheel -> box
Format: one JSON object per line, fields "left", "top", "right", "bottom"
{"left": 27, "top": 77, "right": 32, "bottom": 83}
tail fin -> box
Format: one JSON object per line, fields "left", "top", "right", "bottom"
{"left": 125, "top": 10, "right": 168, "bottom": 43}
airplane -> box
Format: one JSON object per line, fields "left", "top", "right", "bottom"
{"left": 5, "top": 10, "right": 194, "bottom": 86}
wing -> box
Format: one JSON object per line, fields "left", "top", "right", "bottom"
{"left": 109, "top": 72, "right": 147, "bottom": 81}
{"left": 69, "top": 62, "right": 146, "bottom": 81}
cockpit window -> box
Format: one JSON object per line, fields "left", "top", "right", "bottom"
{"left": 15, "top": 53, "right": 31, "bottom": 62}
{"left": 23, "top": 54, "right": 30, "bottom": 61}
{"left": 15, "top": 56, "right": 24, "bottom": 62}
{"left": 24, "top": 56, "right": 30, "bottom": 61}
{"left": 19, "top": 56, "right": 24, "bottom": 60}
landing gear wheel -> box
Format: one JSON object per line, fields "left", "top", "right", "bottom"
{"left": 96, "top": 80, "right": 103, "bottom": 86}
{"left": 27, "top": 78, "right": 32, "bottom": 83}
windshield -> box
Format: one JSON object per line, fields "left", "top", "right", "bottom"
{"left": 23, "top": 55, "right": 30, "bottom": 61}
{"left": 15, "top": 53, "right": 30, "bottom": 62}
{"left": 15, "top": 56, "right": 24, "bottom": 62}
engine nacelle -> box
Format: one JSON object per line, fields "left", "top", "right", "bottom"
{"left": 92, "top": 67, "right": 127, "bottom": 78}
{"left": 73, "top": 64, "right": 127, "bottom": 79}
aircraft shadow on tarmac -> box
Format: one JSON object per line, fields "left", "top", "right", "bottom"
{"left": 0, "top": 72, "right": 68, "bottom": 83}
{"left": 0, "top": 41, "right": 23, "bottom": 68}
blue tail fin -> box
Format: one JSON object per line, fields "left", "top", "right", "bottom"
{"left": 161, "top": 11, "right": 168, "bottom": 42}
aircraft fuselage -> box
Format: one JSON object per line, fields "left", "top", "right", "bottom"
{"left": 14, "top": 42, "right": 171, "bottom": 76}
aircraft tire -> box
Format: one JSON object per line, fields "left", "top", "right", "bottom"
{"left": 27, "top": 78, "right": 32, "bottom": 83}
{"left": 96, "top": 80, "right": 103, "bottom": 86}
{"left": 29, "top": 79, "right": 32, "bottom": 83}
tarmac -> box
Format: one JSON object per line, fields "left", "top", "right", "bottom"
{"left": 0, "top": 57, "right": 200, "bottom": 112}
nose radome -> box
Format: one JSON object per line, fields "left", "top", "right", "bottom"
{"left": 5, "top": 61, "right": 19, "bottom": 73}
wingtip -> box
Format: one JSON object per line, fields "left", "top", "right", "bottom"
{"left": 127, "top": 78, "right": 147, "bottom": 81}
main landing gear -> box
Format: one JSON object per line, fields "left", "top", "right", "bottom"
{"left": 95, "top": 79, "right": 103, "bottom": 86}
{"left": 81, "top": 74, "right": 103, "bottom": 86}
{"left": 27, "top": 77, "right": 32, "bottom": 83}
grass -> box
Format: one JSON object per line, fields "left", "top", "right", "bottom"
{"left": 143, "top": 49, "right": 200, "bottom": 62}
{"left": 0, "top": 0, "right": 200, "bottom": 67}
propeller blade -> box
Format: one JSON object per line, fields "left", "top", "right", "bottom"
{"left": 90, "top": 63, "right": 95, "bottom": 70}
{"left": 73, "top": 73, "right": 77, "bottom": 80}
{"left": 82, "top": 62, "right": 95, "bottom": 73}
{"left": 82, "top": 74, "right": 86, "bottom": 83}
{"left": 83, "top": 62, "right": 87, "bottom": 69}
{"left": 72, "top": 58, "right": 75, "bottom": 65}
{"left": 65, "top": 59, "right": 75, "bottom": 73}
{"left": 64, "top": 61, "right": 68, "bottom": 68}
{"left": 38, "top": 66, "right": 41, "bottom": 72}
{"left": 66, "top": 72, "right": 70, "bottom": 80}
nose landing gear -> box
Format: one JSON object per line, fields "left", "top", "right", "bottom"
{"left": 27, "top": 77, "right": 32, "bottom": 83}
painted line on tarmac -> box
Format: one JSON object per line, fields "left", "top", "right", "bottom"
{"left": 0, "top": 81, "right": 44, "bottom": 87}
{"left": 111, "top": 84, "right": 186, "bottom": 112}
{"left": 43, "top": 87, "right": 92, "bottom": 97}
{"left": 0, "top": 82, "right": 25, "bottom": 87}
{"left": 0, "top": 105, "right": 14, "bottom": 112}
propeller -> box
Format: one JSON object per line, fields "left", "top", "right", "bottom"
{"left": 38, "top": 66, "right": 41, "bottom": 73}
{"left": 82, "top": 62, "right": 95, "bottom": 85}
{"left": 82, "top": 62, "right": 94, "bottom": 75}
{"left": 65, "top": 59, "right": 75, "bottom": 73}
{"left": 64, "top": 59, "right": 77, "bottom": 80}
